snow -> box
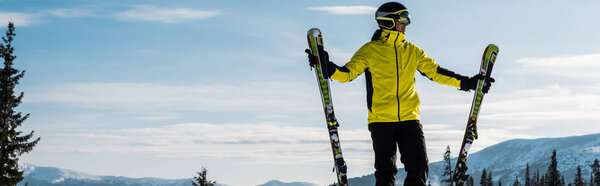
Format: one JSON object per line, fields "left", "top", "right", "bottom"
{"left": 18, "top": 163, "right": 195, "bottom": 186}
{"left": 51, "top": 178, "right": 64, "bottom": 183}
{"left": 19, "top": 133, "right": 600, "bottom": 186}
{"left": 582, "top": 146, "right": 600, "bottom": 153}
{"left": 378, "top": 133, "right": 600, "bottom": 185}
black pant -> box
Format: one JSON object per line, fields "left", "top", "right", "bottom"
{"left": 369, "top": 120, "right": 428, "bottom": 186}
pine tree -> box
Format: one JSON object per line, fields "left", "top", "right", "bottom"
{"left": 525, "top": 163, "right": 531, "bottom": 186}
{"left": 539, "top": 170, "right": 543, "bottom": 186}
{"left": 573, "top": 165, "right": 584, "bottom": 186}
{"left": 590, "top": 172, "right": 595, "bottom": 186}
{"left": 488, "top": 171, "right": 494, "bottom": 186}
{"left": 481, "top": 168, "right": 488, "bottom": 186}
{"left": 546, "top": 149, "right": 562, "bottom": 186}
{"left": 541, "top": 175, "right": 546, "bottom": 186}
{"left": 442, "top": 145, "right": 453, "bottom": 184}
{"left": 591, "top": 159, "right": 600, "bottom": 186}
{"left": 513, "top": 175, "right": 521, "bottom": 186}
{"left": 466, "top": 175, "right": 474, "bottom": 186}
{"left": 532, "top": 169, "right": 540, "bottom": 186}
{"left": 192, "top": 167, "right": 217, "bottom": 186}
{"left": 0, "top": 22, "right": 41, "bottom": 186}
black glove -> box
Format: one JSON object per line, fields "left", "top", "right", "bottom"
{"left": 305, "top": 49, "right": 316, "bottom": 67}
{"left": 460, "top": 74, "right": 495, "bottom": 93}
{"left": 305, "top": 49, "right": 337, "bottom": 78}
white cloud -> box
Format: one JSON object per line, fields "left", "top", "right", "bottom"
{"left": 30, "top": 119, "right": 537, "bottom": 172}
{"left": 483, "top": 84, "right": 600, "bottom": 122}
{"left": 517, "top": 54, "right": 600, "bottom": 79}
{"left": 132, "top": 112, "right": 179, "bottom": 121}
{"left": 23, "top": 81, "right": 370, "bottom": 118}
{"left": 36, "top": 121, "right": 490, "bottom": 166}
{"left": 25, "top": 80, "right": 600, "bottom": 147}
{"left": 0, "top": 12, "right": 37, "bottom": 27}
{"left": 415, "top": 81, "right": 600, "bottom": 159}
{"left": 24, "top": 82, "right": 324, "bottom": 113}
{"left": 1, "top": 8, "right": 92, "bottom": 27}
{"left": 38, "top": 122, "right": 373, "bottom": 165}
{"left": 307, "top": 6, "right": 376, "bottom": 15}
{"left": 43, "top": 8, "right": 93, "bottom": 18}
{"left": 116, "top": 5, "right": 221, "bottom": 23}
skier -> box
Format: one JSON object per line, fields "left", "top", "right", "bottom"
{"left": 305, "top": 2, "right": 494, "bottom": 186}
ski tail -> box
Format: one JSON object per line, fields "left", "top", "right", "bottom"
{"left": 452, "top": 44, "right": 499, "bottom": 186}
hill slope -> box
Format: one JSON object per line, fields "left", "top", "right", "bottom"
{"left": 348, "top": 133, "right": 600, "bottom": 185}
{"left": 19, "top": 164, "right": 193, "bottom": 186}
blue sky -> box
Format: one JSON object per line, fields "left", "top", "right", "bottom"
{"left": 2, "top": 0, "right": 600, "bottom": 185}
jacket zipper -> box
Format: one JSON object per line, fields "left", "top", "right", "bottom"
{"left": 394, "top": 32, "right": 401, "bottom": 122}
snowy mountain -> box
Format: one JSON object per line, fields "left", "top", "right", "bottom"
{"left": 348, "top": 133, "right": 600, "bottom": 185}
{"left": 16, "top": 133, "right": 599, "bottom": 186}
{"left": 18, "top": 163, "right": 314, "bottom": 186}
{"left": 256, "top": 180, "right": 318, "bottom": 186}
{"left": 18, "top": 163, "right": 193, "bottom": 186}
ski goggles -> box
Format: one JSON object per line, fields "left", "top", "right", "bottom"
{"left": 376, "top": 9, "right": 411, "bottom": 26}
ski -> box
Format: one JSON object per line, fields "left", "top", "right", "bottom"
{"left": 452, "top": 44, "right": 499, "bottom": 186}
{"left": 306, "top": 28, "right": 348, "bottom": 186}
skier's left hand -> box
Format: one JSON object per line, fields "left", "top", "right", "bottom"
{"left": 305, "top": 49, "right": 332, "bottom": 68}
{"left": 305, "top": 49, "right": 337, "bottom": 78}
{"left": 460, "top": 74, "right": 495, "bottom": 93}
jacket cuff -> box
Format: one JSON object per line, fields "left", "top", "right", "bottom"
{"left": 326, "top": 61, "right": 338, "bottom": 78}
{"left": 459, "top": 77, "right": 470, "bottom": 91}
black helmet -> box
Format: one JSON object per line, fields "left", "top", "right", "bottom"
{"left": 375, "top": 2, "right": 411, "bottom": 30}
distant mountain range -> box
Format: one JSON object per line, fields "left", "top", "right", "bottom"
{"left": 18, "top": 164, "right": 193, "bottom": 186}
{"left": 18, "top": 133, "right": 600, "bottom": 186}
{"left": 256, "top": 180, "right": 317, "bottom": 186}
{"left": 348, "top": 133, "right": 600, "bottom": 185}
{"left": 17, "top": 164, "right": 315, "bottom": 186}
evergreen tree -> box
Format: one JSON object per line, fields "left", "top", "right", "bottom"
{"left": 540, "top": 175, "right": 546, "bottom": 186}
{"left": 192, "top": 167, "right": 217, "bottom": 186}
{"left": 573, "top": 165, "right": 584, "bottom": 186}
{"left": 525, "top": 163, "right": 531, "bottom": 186}
{"left": 466, "top": 175, "right": 474, "bottom": 186}
{"left": 591, "top": 159, "right": 600, "bottom": 185}
{"left": 532, "top": 169, "right": 540, "bottom": 186}
{"left": 442, "top": 145, "right": 453, "bottom": 184}
{"left": 499, "top": 179, "right": 502, "bottom": 186}
{"left": 488, "top": 171, "right": 494, "bottom": 186}
{"left": 513, "top": 175, "right": 521, "bottom": 186}
{"left": 481, "top": 169, "right": 488, "bottom": 186}
{"left": 546, "top": 149, "right": 562, "bottom": 186}
{"left": 0, "top": 22, "right": 40, "bottom": 186}
{"left": 590, "top": 172, "right": 595, "bottom": 186}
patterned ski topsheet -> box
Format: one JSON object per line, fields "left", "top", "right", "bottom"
{"left": 452, "top": 44, "right": 499, "bottom": 186}
{"left": 307, "top": 28, "right": 348, "bottom": 186}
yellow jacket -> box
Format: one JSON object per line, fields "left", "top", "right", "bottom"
{"left": 331, "top": 29, "right": 465, "bottom": 124}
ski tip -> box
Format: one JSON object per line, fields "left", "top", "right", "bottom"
{"left": 487, "top": 44, "right": 499, "bottom": 52}
{"left": 308, "top": 28, "right": 321, "bottom": 37}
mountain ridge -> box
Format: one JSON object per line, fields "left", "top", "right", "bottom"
{"left": 18, "top": 133, "right": 600, "bottom": 186}
{"left": 348, "top": 133, "right": 600, "bottom": 185}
